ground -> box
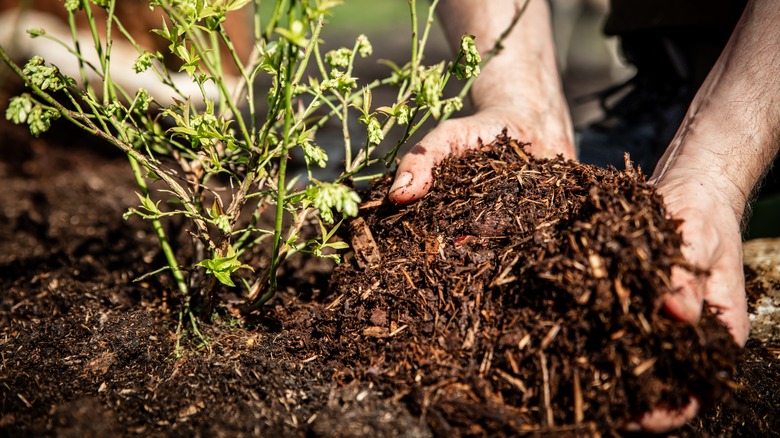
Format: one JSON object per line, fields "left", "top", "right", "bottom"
{"left": 0, "top": 111, "right": 779, "bottom": 437}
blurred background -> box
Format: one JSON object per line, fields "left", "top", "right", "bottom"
{"left": 312, "top": 0, "right": 633, "bottom": 128}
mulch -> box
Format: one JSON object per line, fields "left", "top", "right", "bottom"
{"left": 1, "top": 116, "right": 778, "bottom": 437}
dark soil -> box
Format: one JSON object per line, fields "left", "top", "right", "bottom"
{"left": 1, "top": 111, "right": 779, "bottom": 437}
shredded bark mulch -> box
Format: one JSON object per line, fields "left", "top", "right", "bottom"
{"left": 1, "top": 114, "right": 778, "bottom": 437}
{"left": 329, "top": 133, "right": 740, "bottom": 434}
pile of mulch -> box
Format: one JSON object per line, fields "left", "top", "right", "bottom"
{"left": 1, "top": 112, "right": 778, "bottom": 437}
{"left": 329, "top": 133, "right": 741, "bottom": 434}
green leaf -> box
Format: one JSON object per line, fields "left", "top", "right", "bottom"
{"left": 213, "top": 271, "right": 236, "bottom": 287}
{"left": 325, "top": 241, "right": 349, "bottom": 250}
{"left": 169, "top": 126, "right": 199, "bottom": 137}
{"left": 306, "top": 181, "right": 361, "bottom": 224}
{"left": 135, "top": 193, "right": 161, "bottom": 215}
{"left": 226, "top": 0, "right": 252, "bottom": 11}
{"left": 195, "top": 245, "right": 253, "bottom": 288}
{"left": 275, "top": 20, "right": 308, "bottom": 47}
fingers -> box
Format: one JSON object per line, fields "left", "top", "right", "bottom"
{"left": 388, "top": 142, "right": 443, "bottom": 205}
{"left": 387, "top": 107, "right": 575, "bottom": 204}
{"left": 707, "top": 271, "right": 749, "bottom": 347}
{"left": 662, "top": 212, "right": 749, "bottom": 347}
{"left": 663, "top": 214, "right": 713, "bottom": 324}
{"left": 692, "top": 244, "right": 750, "bottom": 346}
{"left": 664, "top": 265, "right": 705, "bottom": 324}
{"left": 388, "top": 118, "right": 482, "bottom": 204}
{"left": 624, "top": 396, "right": 700, "bottom": 433}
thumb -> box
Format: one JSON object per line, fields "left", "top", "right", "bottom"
{"left": 387, "top": 115, "right": 506, "bottom": 204}
{"left": 389, "top": 134, "right": 457, "bottom": 204}
{"left": 388, "top": 143, "right": 435, "bottom": 204}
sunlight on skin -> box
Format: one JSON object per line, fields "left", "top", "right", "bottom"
{"left": 389, "top": 0, "right": 574, "bottom": 205}
{"left": 389, "top": 107, "right": 575, "bottom": 205}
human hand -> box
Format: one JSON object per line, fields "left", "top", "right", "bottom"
{"left": 657, "top": 178, "right": 749, "bottom": 347}
{"left": 627, "top": 0, "right": 780, "bottom": 429}
{"left": 628, "top": 174, "right": 749, "bottom": 432}
{"left": 388, "top": 106, "right": 575, "bottom": 204}
{"left": 390, "top": 0, "right": 573, "bottom": 204}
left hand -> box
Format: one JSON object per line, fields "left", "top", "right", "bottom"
{"left": 388, "top": 106, "right": 574, "bottom": 204}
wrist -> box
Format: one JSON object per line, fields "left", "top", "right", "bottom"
{"left": 649, "top": 101, "right": 772, "bottom": 224}
{"left": 652, "top": 0, "right": 780, "bottom": 222}
{"left": 445, "top": 0, "right": 573, "bottom": 157}
{"left": 653, "top": 163, "right": 747, "bottom": 226}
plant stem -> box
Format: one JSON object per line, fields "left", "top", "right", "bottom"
{"left": 102, "top": 0, "right": 117, "bottom": 103}
{"left": 128, "top": 157, "right": 188, "bottom": 296}
{"left": 254, "top": 0, "right": 262, "bottom": 42}
{"left": 416, "top": 0, "right": 440, "bottom": 70}
{"left": 265, "top": 40, "right": 297, "bottom": 305}
{"left": 265, "top": 0, "right": 288, "bottom": 41}
{"left": 293, "top": 18, "right": 324, "bottom": 84}
{"left": 66, "top": 10, "right": 91, "bottom": 93}
{"left": 409, "top": 0, "right": 419, "bottom": 88}
{"left": 341, "top": 93, "right": 352, "bottom": 169}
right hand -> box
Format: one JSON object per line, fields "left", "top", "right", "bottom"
{"left": 388, "top": 106, "right": 575, "bottom": 204}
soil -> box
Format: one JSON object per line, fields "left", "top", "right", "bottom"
{"left": 1, "top": 107, "right": 779, "bottom": 436}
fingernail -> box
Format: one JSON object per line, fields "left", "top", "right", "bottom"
{"left": 390, "top": 172, "right": 412, "bottom": 192}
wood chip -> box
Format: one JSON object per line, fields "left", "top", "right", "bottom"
{"left": 349, "top": 217, "right": 381, "bottom": 269}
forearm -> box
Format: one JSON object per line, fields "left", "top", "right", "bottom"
{"left": 438, "top": 0, "right": 573, "bottom": 155}
{"left": 652, "top": 0, "right": 780, "bottom": 219}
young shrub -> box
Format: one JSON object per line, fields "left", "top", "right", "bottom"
{"left": 0, "top": 0, "right": 484, "bottom": 343}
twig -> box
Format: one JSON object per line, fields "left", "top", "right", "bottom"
{"left": 573, "top": 368, "right": 583, "bottom": 424}
{"left": 539, "top": 351, "right": 553, "bottom": 428}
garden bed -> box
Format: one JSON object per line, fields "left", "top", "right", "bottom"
{"left": 1, "top": 118, "right": 779, "bottom": 436}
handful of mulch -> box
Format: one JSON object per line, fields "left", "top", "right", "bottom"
{"left": 329, "top": 133, "right": 740, "bottom": 435}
